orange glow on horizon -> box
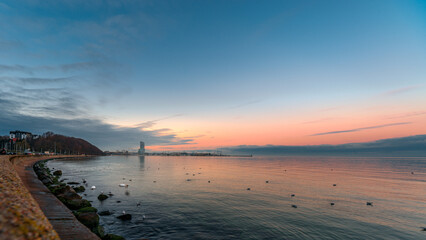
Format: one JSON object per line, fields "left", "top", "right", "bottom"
{"left": 107, "top": 101, "right": 426, "bottom": 151}
{"left": 146, "top": 119, "right": 426, "bottom": 151}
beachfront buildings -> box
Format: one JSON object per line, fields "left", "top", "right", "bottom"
{"left": 9, "top": 130, "right": 39, "bottom": 141}
{"left": 10, "top": 130, "right": 32, "bottom": 140}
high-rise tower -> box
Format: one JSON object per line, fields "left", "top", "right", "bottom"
{"left": 138, "top": 141, "right": 145, "bottom": 155}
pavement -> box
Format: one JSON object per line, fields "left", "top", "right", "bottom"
{"left": 13, "top": 155, "right": 100, "bottom": 240}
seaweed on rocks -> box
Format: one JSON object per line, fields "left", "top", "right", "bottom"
{"left": 97, "top": 193, "right": 109, "bottom": 201}
{"left": 67, "top": 181, "right": 80, "bottom": 185}
{"left": 76, "top": 207, "right": 98, "bottom": 213}
{"left": 73, "top": 185, "right": 86, "bottom": 193}
{"left": 102, "top": 234, "right": 125, "bottom": 240}
{"left": 34, "top": 161, "right": 126, "bottom": 240}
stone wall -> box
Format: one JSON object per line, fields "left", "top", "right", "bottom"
{"left": 0, "top": 155, "right": 60, "bottom": 240}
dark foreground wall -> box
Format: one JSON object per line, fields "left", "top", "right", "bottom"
{"left": 0, "top": 155, "right": 59, "bottom": 240}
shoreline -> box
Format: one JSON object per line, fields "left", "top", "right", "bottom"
{"left": 1, "top": 155, "right": 100, "bottom": 240}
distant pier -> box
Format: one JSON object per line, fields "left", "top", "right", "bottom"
{"left": 104, "top": 151, "right": 252, "bottom": 157}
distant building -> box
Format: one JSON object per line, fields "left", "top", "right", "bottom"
{"left": 9, "top": 130, "right": 32, "bottom": 141}
{"left": 138, "top": 141, "right": 145, "bottom": 155}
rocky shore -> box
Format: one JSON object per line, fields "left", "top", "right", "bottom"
{"left": 33, "top": 160, "right": 125, "bottom": 240}
{"left": 0, "top": 155, "right": 125, "bottom": 240}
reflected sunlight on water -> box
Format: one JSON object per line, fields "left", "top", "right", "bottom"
{"left": 48, "top": 156, "right": 426, "bottom": 240}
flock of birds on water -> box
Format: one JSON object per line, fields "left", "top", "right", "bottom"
{"left": 60, "top": 165, "right": 425, "bottom": 233}
{"left": 84, "top": 168, "right": 397, "bottom": 212}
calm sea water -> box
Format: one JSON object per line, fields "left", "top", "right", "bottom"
{"left": 47, "top": 156, "right": 426, "bottom": 240}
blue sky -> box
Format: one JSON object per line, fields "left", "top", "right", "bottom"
{"left": 1, "top": 0, "right": 425, "bottom": 150}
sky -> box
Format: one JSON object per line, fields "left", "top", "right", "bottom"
{"left": 0, "top": 0, "right": 425, "bottom": 151}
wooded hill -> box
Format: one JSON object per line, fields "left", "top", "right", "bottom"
{"left": 32, "top": 133, "right": 104, "bottom": 155}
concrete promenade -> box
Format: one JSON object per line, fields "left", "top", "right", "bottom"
{"left": 1, "top": 155, "right": 100, "bottom": 240}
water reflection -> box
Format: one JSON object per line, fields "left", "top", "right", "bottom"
{"left": 47, "top": 156, "right": 426, "bottom": 240}
{"left": 138, "top": 155, "right": 145, "bottom": 170}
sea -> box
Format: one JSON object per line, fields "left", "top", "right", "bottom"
{"left": 47, "top": 155, "right": 426, "bottom": 240}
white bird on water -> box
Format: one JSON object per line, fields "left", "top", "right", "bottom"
{"left": 91, "top": 186, "right": 96, "bottom": 190}
{"left": 122, "top": 210, "right": 126, "bottom": 214}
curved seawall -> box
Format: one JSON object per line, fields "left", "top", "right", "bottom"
{"left": 0, "top": 155, "right": 99, "bottom": 240}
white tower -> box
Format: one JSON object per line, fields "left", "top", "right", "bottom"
{"left": 138, "top": 141, "right": 145, "bottom": 155}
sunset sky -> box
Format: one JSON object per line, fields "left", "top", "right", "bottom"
{"left": 1, "top": 0, "right": 425, "bottom": 151}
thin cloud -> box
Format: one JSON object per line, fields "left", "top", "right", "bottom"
{"left": 136, "top": 114, "right": 184, "bottom": 129}
{"left": 12, "top": 76, "right": 73, "bottom": 84}
{"left": 0, "top": 2, "right": 10, "bottom": 10}
{"left": 310, "top": 122, "right": 411, "bottom": 136}
{"left": 385, "top": 111, "right": 426, "bottom": 120}
{"left": 0, "top": 62, "right": 99, "bottom": 75}
{"left": 0, "top": 64, "right": 33, "bottom": 74}
{"left": 219, "top": 134, "right": 426, "bottom": 156}
{"left": 380, "top": 85, "right": 421, "bottom": 97}
{"left": 38, "top": 62, "right": 100, "bottom": 72}
{"left": 0, "top": 39, "right": 23, "bottom": 50}
{"left": 183, "top": 134, "right": 205, "bottom": 139}
{"left": 0, "top": 86, "right": 87, "bottom": 119}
